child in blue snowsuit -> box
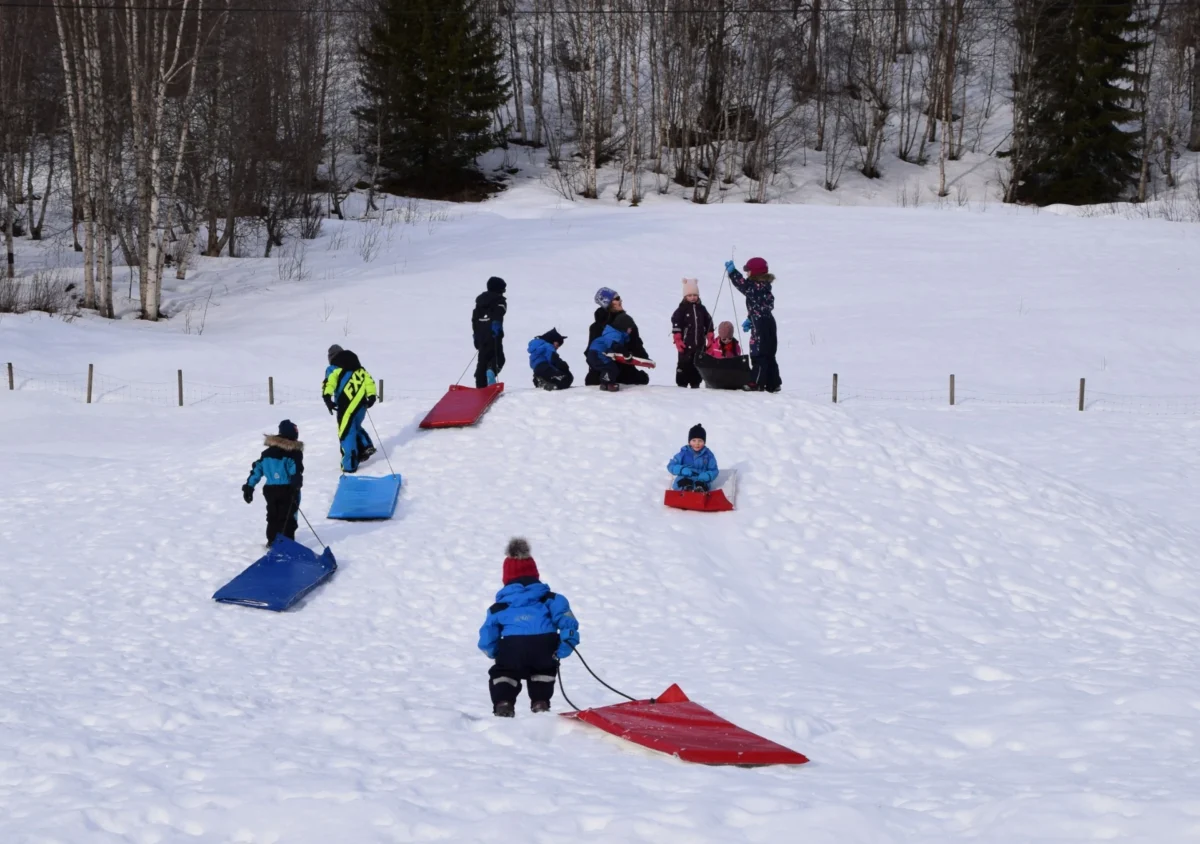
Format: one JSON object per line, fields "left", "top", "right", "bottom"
{"left": 324, "top": 344, "right": 374, "bottom": 459}
{"left": 478, "top": 538, "right": 580, "bottom": 717}
{"left": 668, "top": 423, "right": 718, "bottom": 492}
{"left": 242, "top": 420, "right": 304, "bottom": 545}
{"left": 528, "top": 328, "right": 573, "bottom": 390}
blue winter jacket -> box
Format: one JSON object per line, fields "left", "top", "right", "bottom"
{"left": 528, "top": 337, "right": 557, "bottom": 371}
{"left": 588, "top": 324, "right": 627, "bottom": 357}
{"left": 245, "top": 435, "right": 304, "bottom": 488}
{"left": 478, "top": 580, "right": 580, "bottom": 660}
{"left": 668, "top": 445, "right": 718, "bottom": 487}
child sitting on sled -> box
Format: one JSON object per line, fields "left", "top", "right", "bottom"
{"left": 668, "top": 423, "right": 718, "bottom": 492}
{"left": 478, "top": 538, "right": 580, "bottom": 717}
{"left": 707, "top": 321, "right": 742, "bottom": 359}
{"left": 242, "top": 419, "right": 304, "bottom": 546}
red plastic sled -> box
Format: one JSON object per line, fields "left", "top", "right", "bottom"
{"left": 564, "top": 684, "right": 809, "bottom": 767}
{"left": 419, "top": 383, "right": 504, "bottom": 429}
{"left": 664, "top": 469, "right": 737, "bottom": 512}
{"left": 607, "top": 353, "right": 656, "bottom": 369}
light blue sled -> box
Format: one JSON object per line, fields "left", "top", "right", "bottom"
{"left": 327, "top": 473, "right": 403, "bottom": 520}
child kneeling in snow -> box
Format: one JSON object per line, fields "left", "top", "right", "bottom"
{"left": 668, "top": 423, "right": 718, "bottom": 492}
{"left": 478, "top": 538, "right": 580, "bottom": 717}
{"left": 528, "top": 328, "right": 574, "bottom": 390}
{"left": 242, "top": 420, "right": 304, "bottom": 546}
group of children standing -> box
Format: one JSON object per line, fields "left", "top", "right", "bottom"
{"left": 458, "top": 257, "right": 782, "bottom": 395}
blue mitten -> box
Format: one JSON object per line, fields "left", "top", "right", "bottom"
{"left": 681, "top": 467, "right": 694, "bottom": 477}
{"left": 724, "top": 260, "right": 737, "bottom": 275}
{"left": 742, "top": 317, "right": 753, "bottom": 332}
{"left": 556, "top": 641, "right": 575, "bottom": 659}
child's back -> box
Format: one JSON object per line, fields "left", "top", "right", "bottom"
{"left": 478, "top": 539, "right": 579, "bottom": 717}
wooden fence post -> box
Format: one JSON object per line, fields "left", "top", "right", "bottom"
{"left": 268, "top": 376, "right": 275, "bottom": 405}
{"left": 86, "top": 364, "right": 93, "bottom": 404}
{"left": 949, "top": 373, "right": 956, "bottom": 406}
{"left": 177, "top": 370, "right": 184, "bottom": 407}
{"left": 379, "top": 378, "right": 384, "bottom": 402}
{"left": 6, "top": 362, "right": 12, "bottom": 391}
{"left": 1078, "top": 377, "right": 1086, "bottom": 411}
{"left": 832, "top": 373, "right": 838, "bottom": 404}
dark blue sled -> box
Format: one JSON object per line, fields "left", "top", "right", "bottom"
{"left": 327, "top": 473, "right": 403, "bottom": 520}
{"left": 213, "top": 537, "right": 337, "bottom": 611}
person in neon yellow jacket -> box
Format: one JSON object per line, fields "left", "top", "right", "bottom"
{"left": 323, "top": 345, "right": 378, "bottom": 473}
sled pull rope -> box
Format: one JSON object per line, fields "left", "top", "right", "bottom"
{"left": 365, "top": 409, "right": 397, "bottom": 475}
{"left": 558, "top": 646, "right": 648, "bottom": 712}
{"left": 297, "top": 507, "right": 326, "bottom": 549}
{"left": 454, "top": 351, "right": 479, "bottom": 387}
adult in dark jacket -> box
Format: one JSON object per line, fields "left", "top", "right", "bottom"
{"left": 724, "top": 257, "right": 781, "bottom": 392}
{"left": 242, "top": 420, "right": 304, "bottom": 545}
{"left": 671, "top": 278, "right": 714, "bottom": 388}
{"left": 323, "top": 346, "right": 377, "bottom": 473}
{"left": 472, "top": 276, "right": 507, "bottom": 388}
{"left": 478, "top": 538, "right": 580, "bottom": 717}
{"left": 585, "top": 288, "right": 650, "bottom": 386}
{"left": 528, "top": 328, "right": 573, "bottom": 390}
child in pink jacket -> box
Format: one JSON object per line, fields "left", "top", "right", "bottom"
{"left": 706, "top": 321, "right": 742, "bottom": 359}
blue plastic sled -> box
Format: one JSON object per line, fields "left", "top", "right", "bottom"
{"left": 327, "top": 473, "right": 403, "bottom": 520}
{"left": 213, "top": 537, "right": 337, "bottom": 611}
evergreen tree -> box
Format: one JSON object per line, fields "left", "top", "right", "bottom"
{"left": 1012, "top": 0, "right": 1144, "bottom": 206}
{"left": 359, "top": 0, "right": 509, "bottom": 196}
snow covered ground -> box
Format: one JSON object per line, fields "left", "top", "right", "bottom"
{"left": 3, "top": 186, "right": 1200, "bottom": 842}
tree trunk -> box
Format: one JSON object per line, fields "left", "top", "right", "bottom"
{"left": 1189, "top": 41, "right": 1200, "bottom": 150}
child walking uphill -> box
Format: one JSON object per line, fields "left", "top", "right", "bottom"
{"left": 324, "top": 345, "right": 374, "bottom": 460}
{"left": 723, "top": 257, "right": 781, "bottom": 392}
{"left": 478, "top": 538, "right": 580, "bottom": 717}
{"left": 242, "top": 420, "right": 304, "bottom": 546}
{"left": 323, "top": 346, "right": 377, "bottom": 473}
{"left": 472, "top": 276, "right": 507, "bottom": 387}
{"left": 668, "top": 423, "right": 718, "bottom": 492}
{"left": 671, "top": 278, "right": 714, "bottom": 388}
{"left": 528, "top": 328, "right": 574, "bottom": 390}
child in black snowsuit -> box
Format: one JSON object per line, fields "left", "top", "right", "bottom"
{"left": 477, "top": 538, "right": 581, "bottom": 717}
{"left": 242, "top": 420, "right": 304, "bottom": 546}
{"left": 671, "top": 278, "right": 714, "bottom": 388}
{"left": 472, "top": 276, "right": 507, "bottom": 388}
{"left": 724, "top": 257, "right": 781, "bottom": 392}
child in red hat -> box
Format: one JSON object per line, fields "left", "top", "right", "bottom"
{"left": 478, "top": 538, "right": 581, "bottom": 717}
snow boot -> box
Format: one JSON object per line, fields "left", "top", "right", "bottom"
{"left": 601, "top": 383, "right": 620, "bottom": 392}
{"left": 362, "top": 446, "right": 377, "bottom": 459}
{"left": 486, "top": 369, "right": 497, "bottom": 386}
{"left": 531, "top": 700, "right": 551, "bottom": 714}
{"left": 493, "top": 701, "right": 515, "bottom": 718}
{"left": 741, "top": 382, "right": 760, "bottom": 392}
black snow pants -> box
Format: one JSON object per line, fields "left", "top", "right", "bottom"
{"left": 676, "top": 350, "right": 703, "bottom": 388}
{"left": 263, "top": 485, "right": 299, "bottom": 544}
{"left": 474, "top": 335, "right": 506, "bottom": 388}
{"left": 489, "top": 633, "right": 560, "bottom": 705}
{"left": 750, "top": 312, "right": 781, "bottom": 392}
{"left": 533, "top": 362, "right": 574, "bottom": 390}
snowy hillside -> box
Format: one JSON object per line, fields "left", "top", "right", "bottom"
{"left": 3, "top": 191, "right": 1200, "bottom": 842}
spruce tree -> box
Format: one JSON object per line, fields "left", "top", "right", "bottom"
{"left": 359, "top": 0, "right": 509, "bottom": 196}
{"left": 1012, "top": 0, "right": 1144, "bottom": 206}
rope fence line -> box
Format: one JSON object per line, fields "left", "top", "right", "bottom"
{"left": 5, "top": 362, "right": 1200, "bottom": 416}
